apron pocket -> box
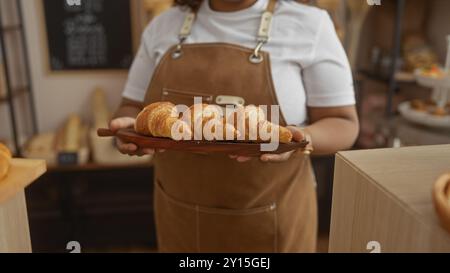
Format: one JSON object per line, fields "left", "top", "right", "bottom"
{"left": 161, "top": 88, "right": 213, "bottom": 107}
{"left": 154, "top": 181, "right": 198, "bottom": 253}
{"left": 197, "top": 203, "right": 277, "bottom": 253}
{"left": 155, "top": 180, "right": 277, "bottom": 253}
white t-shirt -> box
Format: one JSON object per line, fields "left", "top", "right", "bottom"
{"left": 122, "top": 0, "right": 355, "bottom": 126}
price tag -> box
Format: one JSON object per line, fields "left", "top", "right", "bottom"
{"left": 58, "top": 152, "right": 78, "bottom": 166}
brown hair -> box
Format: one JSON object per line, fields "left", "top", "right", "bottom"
{"left": 174, "top": 0, "right": 310, "bottom": 11}
{"left": 174, "top": 0, "right": 203, "bottom": 10}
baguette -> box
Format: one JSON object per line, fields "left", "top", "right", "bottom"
{"left": 0, "top": 143, "right": 12, "bottom": 181}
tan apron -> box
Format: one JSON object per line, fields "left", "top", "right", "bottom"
{"left": 144, "top": 0, "right": 317, "bottom": 253}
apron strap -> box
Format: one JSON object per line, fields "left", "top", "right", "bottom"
{"left": 251, "top": 0, "right": 277, "bottom": 63}
{"left": 172, "top": 0, "right": 278, "bottom": 63}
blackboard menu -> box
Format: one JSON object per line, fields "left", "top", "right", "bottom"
{"left": 43, "top": 0, "right": 133, "bottom": 70}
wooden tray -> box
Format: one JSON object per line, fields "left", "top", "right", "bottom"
{"left": 97, "top": 128, "right": 309, "bottom": 156}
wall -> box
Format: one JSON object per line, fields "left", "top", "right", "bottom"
{"left": 427, "top": 0, "right": 450, "bottom": 63}
{"left": 0, "top": 0, "right": 33, "bottom": 148}
{"left": 21, "top": 0, "right": 129, "bottom": 133}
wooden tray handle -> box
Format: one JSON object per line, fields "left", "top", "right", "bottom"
{"left": 97, "top": 128, "right": 115, "bottom": 137}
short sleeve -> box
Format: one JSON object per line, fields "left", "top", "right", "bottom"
{"left": 302, "top": 12, "right": 355, "bottom": 107}
{"left": 122, "top": 26, "right": 157, "bottom": 102}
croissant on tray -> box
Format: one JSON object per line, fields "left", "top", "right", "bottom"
{"left": 135, "top": 102, "right": 293, "bottom": 143}
{"left": 135, "top": 102, "right": 192, "bottom": 140}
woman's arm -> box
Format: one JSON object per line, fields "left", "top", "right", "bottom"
{"left": 247, "top": 106, "right": 359, "bottom": 163}
{"left": 234, "top": 106, "right": 358, "bottom": 163}
{"left": 304, "top": 105, "right": 359, "bottom": 156}
{"left": 112, "top": 98, "right": 143, "bottom": 120}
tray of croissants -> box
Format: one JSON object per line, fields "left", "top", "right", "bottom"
{"left": 97, "top": 102, "right": 309, "bottom": 156}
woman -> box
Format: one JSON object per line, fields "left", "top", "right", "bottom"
{"left": 110, "top": 0, "right": 359, "bottom": 253}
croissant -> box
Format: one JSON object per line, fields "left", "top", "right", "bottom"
{"left": 135, "top": 102, "right": 192, "bottom": 139}
{"left": 227, "top": 105, "right": 293, "bottom": 144}
{"left": 0, "top": 143, "right": 12, "bottom": 181}
{"left": 186, "top": 104, "right": 239, "bottom": 141}
{"left": 135, "top": 102, "right": 293, "bottom": 143}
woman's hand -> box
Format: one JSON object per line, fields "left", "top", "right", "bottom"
{"left": 109, "top": 117, "right": 156, "bottom": 156}
{"left": 229, "top": 126, "right": 309, "bottom": 163}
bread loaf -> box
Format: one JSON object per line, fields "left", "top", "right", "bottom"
{"left": 0, "top": 143, "right": 12, "bottom": 181}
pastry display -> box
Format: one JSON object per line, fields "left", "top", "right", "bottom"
{"left": 408, "top": 99, "right": 449, "bottom": 117}
{"left": 57, "top": 114, "right": 82, "bottom": 153}
{"left": 135, "top": 102, "right": 293, "bottom": 143}
{"left": 23, "top": 114, "right": 89, "bottom": 166}
{"left": 0, "top": 143, "right": 12, "bottom": 181}
{"left": 418, "top": 65, "right": 446, "bottom": 79}
{"left": 431, "top": 107, "right": 448, "bottom": 117}
{"left": 410, "top": 99, "right": 427, "bottom": 112}
{"left": 403, "top": 35, "right": 439, "bottom": 72}
{"left": 23, "top": 133, "right": 56, "bottom": 164}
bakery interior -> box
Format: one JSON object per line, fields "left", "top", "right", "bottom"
{"left": 0, "top": 0, "right": 450, "bottom": 253}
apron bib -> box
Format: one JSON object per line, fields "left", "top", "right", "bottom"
{"left": 144, "top": 0, "right": 317, "bottom": 253}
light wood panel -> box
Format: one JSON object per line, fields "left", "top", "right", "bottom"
{"left": 0, "top": 158, "right": 46, "bottom": 253}
{"left": 0, "top": 159, "right": 46, "bottom": 204}
{"left": 0, "top": 191, "right": 31, "bottom": 253}
{"left": 330, "top": 145, "right": 450, "bottom": 253}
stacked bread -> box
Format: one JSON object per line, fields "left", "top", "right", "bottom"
{"left": 135, "top": 102, "right": 293, "bottom": 143}
{"left": 0, "top": 143, "right": 11, "bottom": 181}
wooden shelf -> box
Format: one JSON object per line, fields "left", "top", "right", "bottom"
{"left": 0, "top": 86, "right": 29, "bottom": 103}
{"left": 357, "top": 70, "right": 416, "bottom": 84}
{"left": 47, "top": 162, "right": 152, "bottom": 172}
{"left": 1, "top": 24, "right": 22, "bottom": 32}
{"left": 394, "top": 71, "right": 415, "bottom": 83}
{"left": 357, "top": 69, "right": 389, "bottom": 83}
{"left": 0, "top": 158, "right": 46, "bottom": 204}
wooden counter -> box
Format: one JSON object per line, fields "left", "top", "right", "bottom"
{"left": 329, "top": 145, "right": 450, "bottom": 253}
{"left": 0, "top": 159, "right": 46, "bottom": 253}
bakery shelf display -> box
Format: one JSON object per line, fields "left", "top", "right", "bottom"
{"left": 398, "top": 36, "right": 450, "bottom": 129}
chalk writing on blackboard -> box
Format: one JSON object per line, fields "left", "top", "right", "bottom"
{"left": 44, "top": 0, "right": 133, "bottom": 70}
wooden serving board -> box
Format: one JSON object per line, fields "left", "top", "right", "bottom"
{"left": 97, "top": 128, "right": 309, "bottom": 156}
{"left": 0, "top": 159, "right": 47, "bottom": 204}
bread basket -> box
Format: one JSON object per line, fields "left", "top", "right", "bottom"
{"left": 433, "top": 173, "right": 450, "bottom": 233}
